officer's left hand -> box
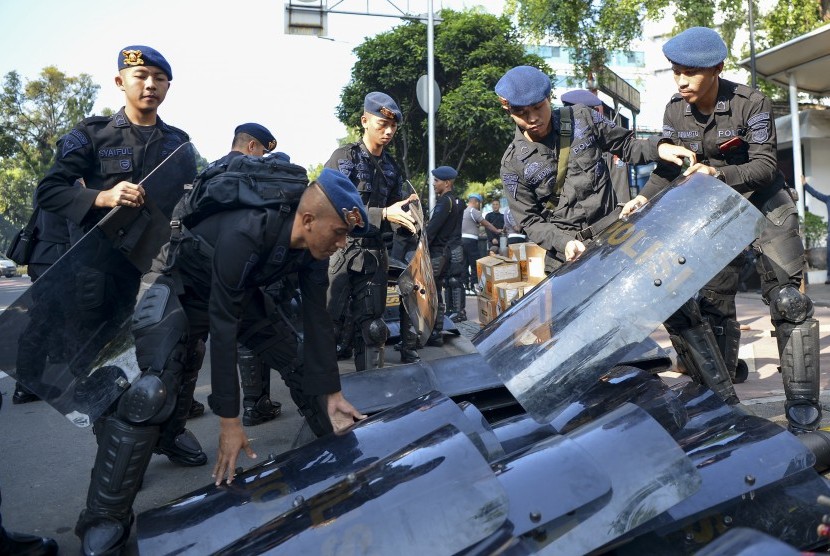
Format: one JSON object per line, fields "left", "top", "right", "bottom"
{"left": 658, "top": 143, "right": 697, "bottom": 167}
{"left": 326, "top": 391, "right": 367, "bottom": 433}
{"left": 565, "top": 240, "right": 586, "bottom": 262}
{"left": 213, "top": 417, "right": 257, "bottom": 486}
{"left": 385, "top": 196, "right": 419, "bottom": 234}
{"left": 682, "top": 163, "right": 718, "bottom": 177}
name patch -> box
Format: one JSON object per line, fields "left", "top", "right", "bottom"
{"left": 99, "top": 146, "right": 134, "bottom": 158}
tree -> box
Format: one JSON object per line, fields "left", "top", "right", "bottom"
{"left": 336, "top": 8, "right": 549, "bottom": 197}
{"left": 0, "top": 66, "right": 99, "bottom": 236}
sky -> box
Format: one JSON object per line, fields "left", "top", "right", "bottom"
{"left": 0, "top": 0, "right": 502, "bottom": 169}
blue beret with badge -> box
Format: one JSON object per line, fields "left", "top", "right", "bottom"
{"left": 561, "top": 89, "right": 602, "bottom": 107}
{"left": 235, "top": 123, "right": 277, "bottom": 152}
{"left": 431, "top": 166, "right": 458, "bottom": 181}
{"left": 495, "top": 66, "right": 552, "bottom": 107}
{"left": 662, "top": 27, "right": 728, "bottom": 68}
{"left": 364, "top": 92, "right": 401, "bottom": 122}
{"left": 118, "top": 45, "right": 173, "bottom": 80}
{"left": 316, "top": 168, "right": 370, "bottom": 236}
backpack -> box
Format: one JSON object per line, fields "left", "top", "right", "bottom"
{"left": 177, "top": 154, "right": 309, "bottom": 229}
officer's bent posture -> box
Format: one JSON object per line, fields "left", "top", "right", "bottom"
{"left": 75, "top": 169, "right": 367, "bottom": 554}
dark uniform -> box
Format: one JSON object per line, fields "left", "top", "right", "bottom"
{"left": 426, "top": 166, "right": 465, "bottom": 341}
{"left": 326, "top": 127, "right": 405, "bottom": 370}
{"left": 643, "top": 54, "right": 819, "bottom": 431}
{"left": 484, "top": 209, "right": 505, "bottom": 250}
{"left": 13, "top": 202, "right": 72, "bottom": 404}
{"left": 499, "top": 103, "right": 656, "bottom": 272}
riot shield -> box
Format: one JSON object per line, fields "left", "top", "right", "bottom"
{"left": 396, "top": 189, "right": 438, "bottom": 344}
{"left": 474, "top": 174, "right": 764, "bottom": 423}
{"left": 0, "top": 143, "right": 197, "bottom": 426}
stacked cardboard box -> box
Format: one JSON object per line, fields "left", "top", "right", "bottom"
{"left": 475, "top": 254, "right": 522, "bottom": 326}
{"left": 507, "top": 242, "right": 547, "bottom": 285}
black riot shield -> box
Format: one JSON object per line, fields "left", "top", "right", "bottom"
{"left": 0, "top": 143, "right": 197, "bottom": 427}
{"left": 474, "top": 173, "right": 764, "bottom": 424}
{"left": 396, "top": 195, "right": 438, "bottom": 344}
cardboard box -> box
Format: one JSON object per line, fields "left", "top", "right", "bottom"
{"left": 477, "top": 294, "right": 498, "bottom": 326}
{"left": 476, "top": 255, "right": 522, "bottom": 299}
{"left": 508, "top": 242, "right": 547, "bottom": 282}
{"left": 495, "top": 281, "right": 531, "bottom": 314}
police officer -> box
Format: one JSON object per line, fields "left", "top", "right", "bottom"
{"left": 485, "top": 199, "right": 505, "bottom": 252}
{"left": 74, "top": 168, "right": 367, "bottom": 554}
{"left": 621, "top": 27, "right": 821, "bottom": 432}
{"left": 425, "top": 166, "right": 464, "bottom": 344}
{"left": 462, "top": 193, "right": 500, "bottom": 296}
{"left": 561, "top": 89, "right": 632, "bottom": 204}
{"left": 35, "top": 46, "right": 205, "bottom": 470}
{"left": 496, "top": 65, "right": 694, "bottom": 273}
{"left": 212, "top": 123, "right": 286, "bottom": 426}
{"left": 326, "top": 92, "right": 418, "bottom": 371}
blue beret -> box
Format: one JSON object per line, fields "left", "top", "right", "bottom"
{"left": 364, "top": 92, "right": 401, "bottom": 122}
{"left": 495, "top": 66, "right": 551, "bottom": 107}
{"left": 468, "top": 193, "right": 483, "bottom": 203}
{"left": 235, "top": 123, "right": 277, "bottom": 152}
{"left": 118, "top": 45, "right": 172, "bottom": 80}
{"left": 316, "top": 168, "right": 370, "bottom": 236}
{"left": 431, "top": 166, "right": 458, "bottom": 180}
{"left": 663, "top": 27, "right": 727, "bottom": 68}
{"left": 561, "top": 89, "right": 602, "bottom": 107}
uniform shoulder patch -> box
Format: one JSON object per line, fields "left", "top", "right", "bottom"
{"left": 502, "top": 172, "right": 519, "bottom": 199}
{"left": 60, "top": 129, "right": 90, "bottom": 158}
{"left": 662, "top": 125, "right": 676, "bottom": 139}
{"left": 336, "top": 158, "right": 354, "bottom": 176}
{"left": 747, "top": 112, "right": 770, "bottom": 127}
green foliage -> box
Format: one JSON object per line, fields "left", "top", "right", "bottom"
{"left": 0, "top": 66, "right": 99, "bottom": 233}
{"left": 307, "top": 162, "right": 324, "bottom": 182}
{"left": 801, "top": 210, "right": 827, "bottom": 248}
{"left": 510, "top": 0, "right": 667, "bottom": 78}
{"left": 337, "top": 9, "right": 549, "bottom": 183}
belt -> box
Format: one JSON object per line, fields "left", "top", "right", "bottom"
{"left": 575, "top": 207, "right": 623, "bottom": 242}
{"left": 461, "top": 234, "right": 478, "bottom": 240}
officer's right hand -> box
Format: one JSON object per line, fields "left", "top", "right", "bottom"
{"left": 565, "top": 240, "right": 586, "bottom": 262}
{"left": 94, "top": 181, "right": 146, "bottom": 208}
{"left": 657, "top": 143, "right": 697, "bottom": 168}
{"left": 213, "top": 417, "right": 257, "bottom": 486}
{"left": 620, "top": 195, "right": 648, "bottom": 218}
{"left": 326, "top": 391, "right": 367, "bottom": 433}
{"left": 385, "top": 199, "right": 418, "bottom": 234}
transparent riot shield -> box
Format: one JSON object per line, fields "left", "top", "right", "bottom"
{"left": 396, "top": 186, "right": 438, "bottom": 344}
{"left": 474, "top": 174, "right": 764, "bottom": 423}
{"left": 0, "top": 143, "right": 198, "bottom": 426}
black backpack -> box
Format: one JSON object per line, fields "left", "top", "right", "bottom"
{"left": 177, "top": 154, "right": 309, "bottom": 228}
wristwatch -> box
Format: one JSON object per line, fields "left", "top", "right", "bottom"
{"left": 713, "top": 169, "right": 726, "bottom": 182}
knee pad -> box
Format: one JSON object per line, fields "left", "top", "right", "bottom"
{"left": 363, "top": 318, "right": 389, "bottom": 347}
{"left": 770, "top": 285, "right": 813, "bottom": 324}
{"left": 117, "top": 344, "right": 187, "bottom": 425}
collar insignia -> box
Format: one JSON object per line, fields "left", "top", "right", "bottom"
{"left": 122, "top": 50, "right": 145, "bottom": 67}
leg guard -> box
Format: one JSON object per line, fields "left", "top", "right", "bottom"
{"left": 272, "top": 360, "right": 333, "bottom": 438}
{"left": 76, "top": 416, "right": 158, "bottom": 555}
{"left": 238, "top": 343, "right": 281, "bottom": 426}
{"left": 427, "top": 304, "right": 446, "bottom": 347}
{"left": 672, "top": 324, "right": 740, "bottom": 405}
{"left": 397, "top": 297, "right": 420, "bottom": 363}
{"left": 777, "top": 319, "right": 822, "bottom": 433}
{"left": 448, "top": 278, "right": 466, "bottom": 322}
{"left": 354, "top": 318, "right": 388, "bottom": 371}
{"left": 333, "top": 316, "right": 354, "bottom": 361}
{"left": 707, "top": 318, "right": 742, "bottom": 382}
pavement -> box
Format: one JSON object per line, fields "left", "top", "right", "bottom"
{"left": 2, "top": 279, "right": 830, "bottom": 553}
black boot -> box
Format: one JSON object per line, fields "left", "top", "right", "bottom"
{"left": 187, "top": 399, "right": 205, "bottom": 419}
{"left": 243, "top": 394, "right": 282, "bottom": 426}
{"left": 398, "top": 299, "right": 420, "bottom": 363}
{"left": 155, "top": 371, "right": 207, "bottom": 467}
{"left": 12, "top": 382, "right": 39, "bottom": 404}
{"left": 76, "top": 416, "right": 158, "bottom": 556}
{"left": 0, "top": 528, "right": 58, "bottom": 556}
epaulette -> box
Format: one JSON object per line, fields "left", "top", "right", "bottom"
{"left": 81, "top": 114, "right": 114, "bottom": 126}
{"left": 162, "top": 123, "right": 190, "bottom": 141}
{"left": 669, "top": 93, "right": 683, "bottom": 103}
